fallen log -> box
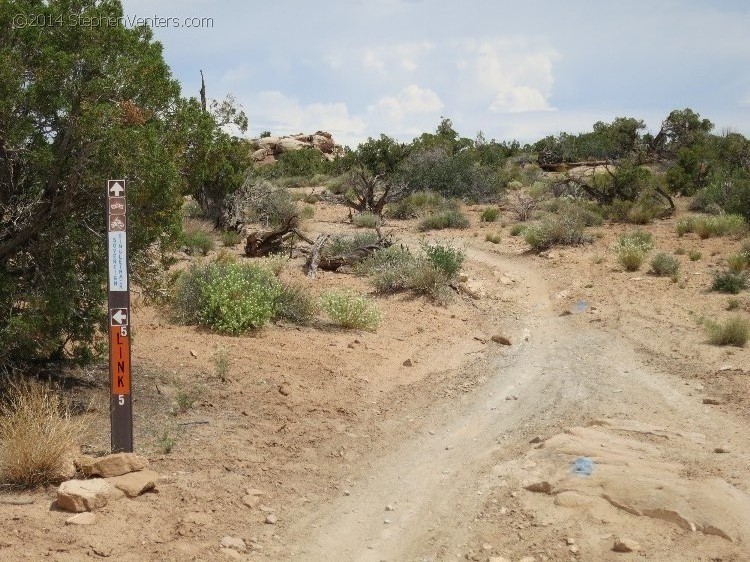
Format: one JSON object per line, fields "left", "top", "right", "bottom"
{"left": 245, "top": 215, "right": 300, "bottom": 257}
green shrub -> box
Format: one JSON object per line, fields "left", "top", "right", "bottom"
{"left": 711, "top": 270, "right": 749, "bottom": 294}
{"left": 727, "top": 253, "right": 748, "bottom": 273}
{"left": 675, "top": 247, "right": 687, "bottom": 255}
{"left": 325, "top": 233, "right": 380, "bottom": 258}
{"left": 486, "top": 232, "right": 502, "bottom": 244}
{"left": 676, "top": 214, "right": 747, "bottom": 239}
{"left": 523, "top": 212, "right": 590, "bottom": 251}
{"left": 172, "top": 261, "right": 282, "bottom": 334}
{"left": 689, "top": 250, "right": 702, "bottom": 261}
{"left": 422, "top": 243, "right": 465, "bottom": 278}
{"left": 221, "top": 230, "right": 243, "bottom": 247}
{"left": 704, "top": 316, "right": 749, "bottom": 346}
{"left": 650, "top": 252, "right": 680, "bottom": 277}
{"left": 480, "top": 207, "right": 500, "bottom": 222}
{"left": 320, "top": 290, "right": 382, "bottom": 331}
{"left": 418, "top": 208, "right": 470, "bottom": 231}
{"left": 300, "top": 205, "right": 315, "bottom": 219}
{"left": 184, "top": 231, "right": 214, "bottom": 256}
{"left": 740, "top": 240, "right": 750, "bottom": 263}
{"left": 727, "top": 297, "right": 741, "bottom": 311}
{"left": 509, "top": 224, "right": 526, "bottom": 236}
{"left": 304, "top": 192, "right": 320, "bottom": 204}
{"left": 389, "top": 191, "right": 448, "bottom": 219}
{"left": 275, "top": 283, "right": 318, "bottom": 325}
{"left": 353, "top": 211, "right": 380, "bottom": 229}
{"left": 615, "top": 231, "right": 654, "bottom": 271}
{"left": 182, "top": 198, "right": 204, "bottom": 218}
{"left": 407, "top": 262, "right": 453, "bottom": 305}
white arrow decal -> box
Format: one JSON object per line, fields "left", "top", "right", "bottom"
{"left": 109, "top": 181, "right": 124, "bottom": 197}
{"left": 111, "top": 309, "right": 128, "bottom": 325}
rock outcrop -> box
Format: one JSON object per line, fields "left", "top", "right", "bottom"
{"left": 249, "top": 131, "right": 344, "bottom": 165}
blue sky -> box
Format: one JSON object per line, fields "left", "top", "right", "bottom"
{"left": 121, "top": 0, "right": 750, "bottom": 148}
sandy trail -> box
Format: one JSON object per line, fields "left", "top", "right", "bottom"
{"left": 286, "top": 246, "right": 750, "bottom": 561}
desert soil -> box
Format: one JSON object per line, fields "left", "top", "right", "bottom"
{"left": 1, "top": 195, "right": 749, "bottom": 562}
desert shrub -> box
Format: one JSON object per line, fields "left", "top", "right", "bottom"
{"left": 324, "top": 233, "right": 380, "bottom": 258}
{"left": 172, "top": 261, "right": 281, "bottom": 334}
{"left": 275, "top": 283, "right": 318, "bottom": 325}
{"left": 727, "top": 297, "right": 741, "bottom": 311}
{"left": 523, "top": 210, "right": 591, "bottom": 251}
{"left": 304, "top": 192, "right": 320, "bottom": 204}
{"left": 676, "top": 214, "right": 747, "bottom": 238}
{"left": 711, "top": 270, "right": 749, "bottom": 294}
{"left": 727, "top": 253, "right": 748, "bottom": 273}
{"left": 418, "top": 208, "right": 470, "bottom": 231}
{"left": 407, "top": 262, "right": 453, "bottom": 305}
{"left": 184, "top": 231, "right": 214, "bottom": 256}
{"left": 352, "top": 211, "right": 380, "bottom": 229}
{"left": 0, "top": 380, "right": 89, "bottom": 489}
{"left": 182, "top": 198, "right": 204, "bottom": 218}
{"left": 740, "top": 240, "right": 750, "bottom": 263}
{"left": 651, "top": 252, "right": 680, "bottom": 277}
{"left": 422, "top": 242, "right": 465, "bottom": 278}
{"left": 509, "top": 224, "right": 527, "bottom": 236}
{"left": 319, "top": 290, "right": 382, "bottom": 331}
{"left": 486, "top": 232, "right": 502, "bottom": 244}
{"left": 300, "top": 205, "right": 315, "bottom": 219}
{"left": 480, "top": 207, "right": 500, "bottom": 222}
{"left": 615, "top": 231, "right": 654, "bottom": 271}
{"left": 704, "top": 316, "right": 749, "bottom": 346}
{"left": 689, "top": 250, "right": 702, "bottom": 261}
{"left": 225, "top": 179, "right": 298, "bottom": 227}
{"left": 221, "top": 230, "right": 243, "bottom": 247}
{"left": 388, "top": 191, "right": 448, "bottom": 219}
{"left": 255, "top": 254, "right": 287, "bottom": 277}
{"left": 326, "top": 174, "right": 349, "bottom": 195}
{"left": 675, "top": 247, "right": 687, "bottom": 255}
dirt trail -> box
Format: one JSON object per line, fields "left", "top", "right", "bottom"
{"left": 286, "top": 245, "right": 750, "bottom": 561}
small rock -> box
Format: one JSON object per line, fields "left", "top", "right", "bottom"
{"left": 77, "top": 453, "right": 148, "bottom": 478}
{"left": 702, "top": 397, "right": 722, "bottom": 405}
{"left": 105, "top": 469, "right": 158, "bottom": 497}
{"left": 343, "top": 490, "right": 350, "bottom": 496}
{"left": 612, "top": 538, "right": 641, "bottom": 553}
{"left": 385, "top": 504, "right": 395, "bottom": 511}
{"left": 566, "top": 538, "right": 576, "bottom": 546}
{"left": 403, "top": 359, "right": 413, "bottom": 367}
{"left": 505, "top": 395, "right": 518, "bottom": 401}
{"left": 265, "top": 514, "right": 278, "bottom": 525}
{"left": 0, "top": 496, "right": 34, "bottom": 505}
{"left": 481, "top": 542, "right": 492, "bottom": 551}
{"left": 529, "top": 436, "right": 543, "bottom": 444}
{"left": 491, "top": 335, "right": 512, "bottom": 346}
{"left": 458, "top": 275, "right": 469, "bottom": 282}
{"left": 383, "top": 519, "right": 391, "bottom": 524}
{"left": 714, "top": 447, "right": 730, "bottom": 454}
{"left": 245, "top": 488, "right": 265, "bottom": 496}
{"left": 347, "top": 343, "right": 355, "bottom": 349}
{"left": 569, "top": 545, "right": 579, "bottom": 554}
{"left": 220, "top": 536, "right": 246, "bottom": 553}
{"left": 278, "top": 384, "right": 291, "bottom": 396}
{"left": 243, "top": 494, "right": 260, "bottom": 508}
{"left": 190, "top": 350, "right": 198, "bottom": 358}
{"left": 65, "top": 512, "right": 96, "bottom": 525}
{"left": 524, "top": 481, "right": 553, "bottom": 494}
{"left": 57, "top": 479, "right": 122, "bottom": 513}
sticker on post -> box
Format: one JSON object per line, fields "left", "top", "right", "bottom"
{"left": 108, "top": 231, "right": 128, "bottom": 291}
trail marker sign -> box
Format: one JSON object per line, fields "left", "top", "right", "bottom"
{"left": 107, "top": 179, "right": 133, "bottom": 452}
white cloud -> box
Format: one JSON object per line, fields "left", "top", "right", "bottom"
{"left": 244, "top": 91, "right": 366, "bottom": 146}
{"left": 369, "top": 85, "right": 443, "bottom": 120}
{"left": 333, "top": 42, "right": 435, "bottom": 74}
{"left": 462, "top": 40, "right": 558, "bottom": 113}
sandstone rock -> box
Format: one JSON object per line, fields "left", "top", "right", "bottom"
{"left": 220, "top": 536, "right": 246, "bottom": 553}
{"left": 491, "top": 335, "right": 511, "bottom": 345}
{"left": 276, "top": 138, "right": 307, "bottom": 153}
{"left": 257, "top": 136, "right": 279, "bottom": 150}
{"left": 252, "top": 148, "right": 270, "bottom": 161}
{"left": 57, "top": 479, "right": 121, "bottom": 512}
{"left": 105, "top": 469, "right": 158, "bottom": 497}
{"left": 612, "top": 538, "right": 641, "bottom": 552}
{"left": 78, "top": 452, "right": 148, "bottom": 478}
{"left": 65, "top": 512, "right": 96, "bottom": 525}
{"left": 403, "top": 359, "right": 413, "bottom": 367}
{"left": 702, "top": 397, "right": 723, "bottom": 405}
{"left": 278, "top": 383, "right": 291, "bottom": 396}
{"left": 265, "top": 513, "right": 278, "bottom": 525}
{"left": 243, "top": 494, "right": 260, "bottom": 508}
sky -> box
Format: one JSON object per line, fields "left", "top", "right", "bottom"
{"left": 120, "top": 0, "right": 750, "bottom": 149}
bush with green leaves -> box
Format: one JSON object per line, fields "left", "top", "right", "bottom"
{"left": 352, "top": 212, "right": 380, "bottom": 229}
{"left": 650, "top": 252, "right": 680, "bottom": 277}
{"left": 422, "top": 242, "right": 465, "bottom": 277}
{"left": 275, "top": 283, "right": 318, "bottom": 325}
{"left": 509, "top": 224, "right": 527, "bottom": 236}
{"left": 711, "top": 270, "right": 748, "bottom": 294}
{"left": 388, "top": 191, "right": 448, "bottom": 219}
{"left": 675, "top": 214, "right": 747, "bottom": 238}
{"left": 418, "top": 208, "right": 470, "bottom": 231}
{"left": 689, "top": 250, "right": 702, "bottom": 261}
{"left": 614, "top": 231, "right": 654, "bottom": 271}
{"left": 221, "top": 230, "right": 243, "bottom": 247}
{"left": 173, "top": 261, "right": 282, "bottom": 334}
{"left": 319, "top": 290, "right": 382, "bottom": 331}
{"left": 184, "top": 231, "right": 214, "bottom": 256}
{"left": 324, "top": 233, "right": 380, "bottom": 258}
{"left": 223, "top": 179, "right": 298, "bottom": 228}
{"left": 480, "top": 207, "right": 500, "bottom": 222}
{"left": 704, "top": 316, "right": 749, "bottom": 347}
{"left": 523, "top": 210, "right": 591, "bottom": 251}
{"left": 727, "top": 253, "right": 748, "bottom": 273}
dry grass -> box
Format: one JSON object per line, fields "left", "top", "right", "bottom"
{"left": 0, "top": 379, "right": 90, "bottom": 489}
